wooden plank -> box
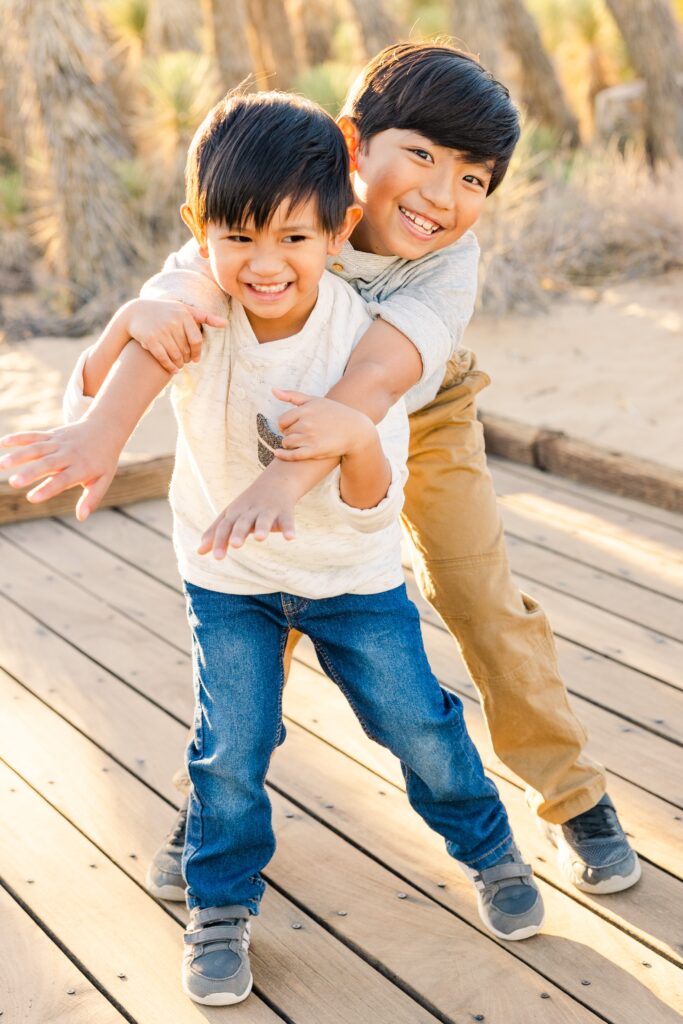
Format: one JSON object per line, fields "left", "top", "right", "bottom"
{"left": 2, "top": 649, "right": 682, "bottom": 1024}
{"left": 480, "top": 417, "right": 683, "bottom": 513}
{"left": 491, "top": 458, "right": 683, "bottom": 537}
{"left": 0, "top": 884, "right": 127, "bottom": 1024}
{"left": 2, "top": 526, "right": 681, "bottom": 875}
{"left": 0, "top": 761, "right": 279, "bottom": 1024}
{"left": 505, "top": 533, "right": 683, "bottom": 643}
{"left": 0, "top": 669, "right": 603, "bottom": 1024}
{"left": 0, "top": 455, "right": 173, "bottom": 526}
{"left": 491, "top": 465, "right": 683, "bottom": 600}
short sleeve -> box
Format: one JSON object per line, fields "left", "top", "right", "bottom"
{"left": 365, "top": 231, "right": 479, "bottom": 384}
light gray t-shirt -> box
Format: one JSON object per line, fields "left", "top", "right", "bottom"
{"left": 146, "top": 231, "right": 480, "bottom": 415}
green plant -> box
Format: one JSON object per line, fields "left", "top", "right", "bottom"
{"left": 0, "top": 170, "right": 25, "bottom": 225}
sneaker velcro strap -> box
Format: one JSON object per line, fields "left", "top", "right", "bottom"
{"left": 184, "top": 924, "right": 245, "bottom": 946}
{"left": 480, "top": 862, "right": 532, "bottom": 884}
{"left": 193, "top": 905, "right": 250, "bottom": 926}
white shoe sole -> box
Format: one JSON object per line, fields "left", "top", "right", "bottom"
{"left": 183, "top": 972, "right": 253, "bottom": 1005}
{"left": 476, "top": 893, "right": 545, "bottom": 941}
{"left": 556, "top": 842, "right": 642, "bottom": 894}
{"left": 145, "top": 865, "right": 186, "bottom": 902}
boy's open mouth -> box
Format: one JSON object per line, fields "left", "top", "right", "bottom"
{"left": 398, "top": 206, "right": 442, "bottom": 238}
{"left": 244, "top": 282, "right": 293, "bottom": 300}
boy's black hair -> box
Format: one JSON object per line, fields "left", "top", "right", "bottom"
{"left": 342, "top": 42, "right": 520, "bottom": 194}
{"left": 186, "top": 91, "right": 353, "bottom": 232}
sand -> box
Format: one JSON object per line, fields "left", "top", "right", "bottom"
{"left": 1, "top": 271, "right": 682, "bottom": 489}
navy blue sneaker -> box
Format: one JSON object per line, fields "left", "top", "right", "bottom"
{"left": 542, "top": 794, "right": 641, "bottom": 894}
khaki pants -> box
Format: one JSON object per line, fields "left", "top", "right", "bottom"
{"left": 176, "top": 350, "right": 605, "bottom": 825}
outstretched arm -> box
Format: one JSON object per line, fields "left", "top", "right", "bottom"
{"left": 0, "top": 341, "right": 171, "bottom": 520}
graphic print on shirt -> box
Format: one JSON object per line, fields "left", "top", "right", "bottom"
{"left": 257, "top": 413, "right": 284, "bottom": 467}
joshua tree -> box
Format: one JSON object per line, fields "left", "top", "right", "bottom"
{"left": 449, "top": 0, "right": 504, "bottom": 74}
{"left": 7, "top": 0, "right": 136, "bottom": 305}
{"left": 202, "top": 0, "right": 256, "bottom": 91}
{"left": 289, "top": 0, "right": 337, "bottom": 67}
{"left": 345, "top": 0, "right": 401, "bottom": 58}
{"left": 497, "top": 0, "right": 580, "bottom": 146}
{"left": 145, "top": 0, "right": 201, "bottom": 55}
{"left": 605, "top": 0, "right": 683, "bottom": 165}
{"left": 245, "top": 0, "right": 300, "bottom": 89}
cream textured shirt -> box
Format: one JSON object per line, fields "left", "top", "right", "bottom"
{"left": 151, "top": 232, "right": 480, "bottom": 414}
{"left": 64, "top": 272, "right": 409, "bottom": 599}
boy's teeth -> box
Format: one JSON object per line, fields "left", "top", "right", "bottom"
{"left": 251, "top": 283, "right": 289, "bottom": 293}
{"left": 400, "top": 207, "right": 439, "bottom": 234}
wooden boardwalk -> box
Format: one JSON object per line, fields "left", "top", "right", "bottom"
{"left": 1, "top": 456, "right": 682, "bottom": 1023}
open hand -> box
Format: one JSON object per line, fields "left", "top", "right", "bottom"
{"left": 0, "top": 422, "right": 120, "bottom": 521}
{"left": 198, "top": 476, "right": 296, "bottom": 559}
{"left": 273, "top": 388, "right": 374, "bottom": 462}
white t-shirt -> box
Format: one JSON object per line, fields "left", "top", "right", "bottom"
{"left": 64, "top": 272, "right": 409, "bottom": 599}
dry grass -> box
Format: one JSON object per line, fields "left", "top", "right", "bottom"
{"left": 476, "top": 132, "right": 683, "bottom": 314}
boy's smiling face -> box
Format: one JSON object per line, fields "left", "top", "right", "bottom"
{"left": 343, "top": 124, "right": 492, "bottom": 260}
{"left": 183, "top": 197, "right": 360, "bottom": 340}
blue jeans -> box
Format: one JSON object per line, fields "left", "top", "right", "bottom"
{"left": 182, "top": 582, "right": 513, "bottom": 912}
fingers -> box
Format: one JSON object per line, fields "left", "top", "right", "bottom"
{"left": 75, "top": 475, "right": 111, "bottom": 522}
{"left": 0, "top": 441, "right": 57, "bottom": 472}
{"left": 190, "top": 310, "right": 228, "bottom": 329}
{"left": 150, "top": 343, "right": 183, "bottom": 375}
{"left": 276, "top": 511, "right": 296, "bottom": 541}
{"left": 0, "top": 431, "right": 53, "bottom": 449}
{"left": 25, "top": 466, "right": 81, "bottom": 504}
{"left": 273, "top": 447, "right": 312, "bottom": 462}
{"left": 180, "top": 313, "right": 203, "bottom": 363}
{"left": 278, "top": 409, "right": 301, "bottom": 432}
{"left": 8, "top": 453, "right": 67, "bottom": 490}
{"left": 272, "top": 388, "right": 312, "bottom": 407}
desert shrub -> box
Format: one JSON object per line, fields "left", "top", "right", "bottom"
{"left": 477, "top": 127, "right": 683, "bottom": 313}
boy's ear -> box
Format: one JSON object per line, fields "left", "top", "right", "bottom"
{"left": 337, "top": 116, "right": 360, "bottom": 172}
{"left": 180, "top": 204, "right": 209, "bottom": 257}
{"left": 328, "top": 204, "right": 363, "bottom": 255}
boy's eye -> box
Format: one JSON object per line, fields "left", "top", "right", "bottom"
{"left": 283, "top": 234, "right": 307, "bottom": 243}
{"left": 409, "top": 148, "right": 433, "bottom": 163}
{"left": 226, "top": 234, "right": 252, "bottom": 243}
{"left": 463, "top": 174, "right": 486, "bottom": 189}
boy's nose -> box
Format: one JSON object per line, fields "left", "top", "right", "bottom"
{"left": 249, "top": 247, "right": 286, "bottom": 276}
{"left": 420, "top": 170, "right": 456, "bottom": 212}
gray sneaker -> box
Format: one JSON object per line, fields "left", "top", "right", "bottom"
{"left": 145, "top": 798, "right": 188, "bottom": 901}
{"left": 182, "top": 905, "right": 253, "bottom": 1006}
{"left": 541, "top": 794, "right": 641, "bottom": 894}
{"left": 460, "top": 843, "right": 544, "bottom": 940}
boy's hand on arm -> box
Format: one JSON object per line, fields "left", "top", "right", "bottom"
{"left": 272, "top": 320, "right": 421, "bottom": 461}
{"left": 125, "top": 299, "right": 227, "bottom": 374}
{"left": 81, "top": 299, "right": 227, "bottom": 397}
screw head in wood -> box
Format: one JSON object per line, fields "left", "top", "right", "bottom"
{"left": 337, "top": 911, "right": 348, "bottom": 917}
{"left": 67, "top": 989, "right": 76, "bottom": 995}
{"left": 291, "top": 922, "right": 302, "bottom": 929}
{"left": 117, "top": 973, "right": 127, "bottom": 980}
{"left": 641, "top": 962, "right": 652, "bottom": 968}
{"left": 580, "top": 980, "right": 591, "bottom": 986}
{"left": 397, "top": 892, "right": 408, "bottom": 900}
{"left": 540, "top": 992, "right": 550, "bottom": 999}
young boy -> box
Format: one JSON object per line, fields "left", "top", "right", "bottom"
{"left": 1, "top": 44, "right": 638, "bottom": 899}
{"left": 3, "top": 92, "right": 545, "bottom": 1004}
